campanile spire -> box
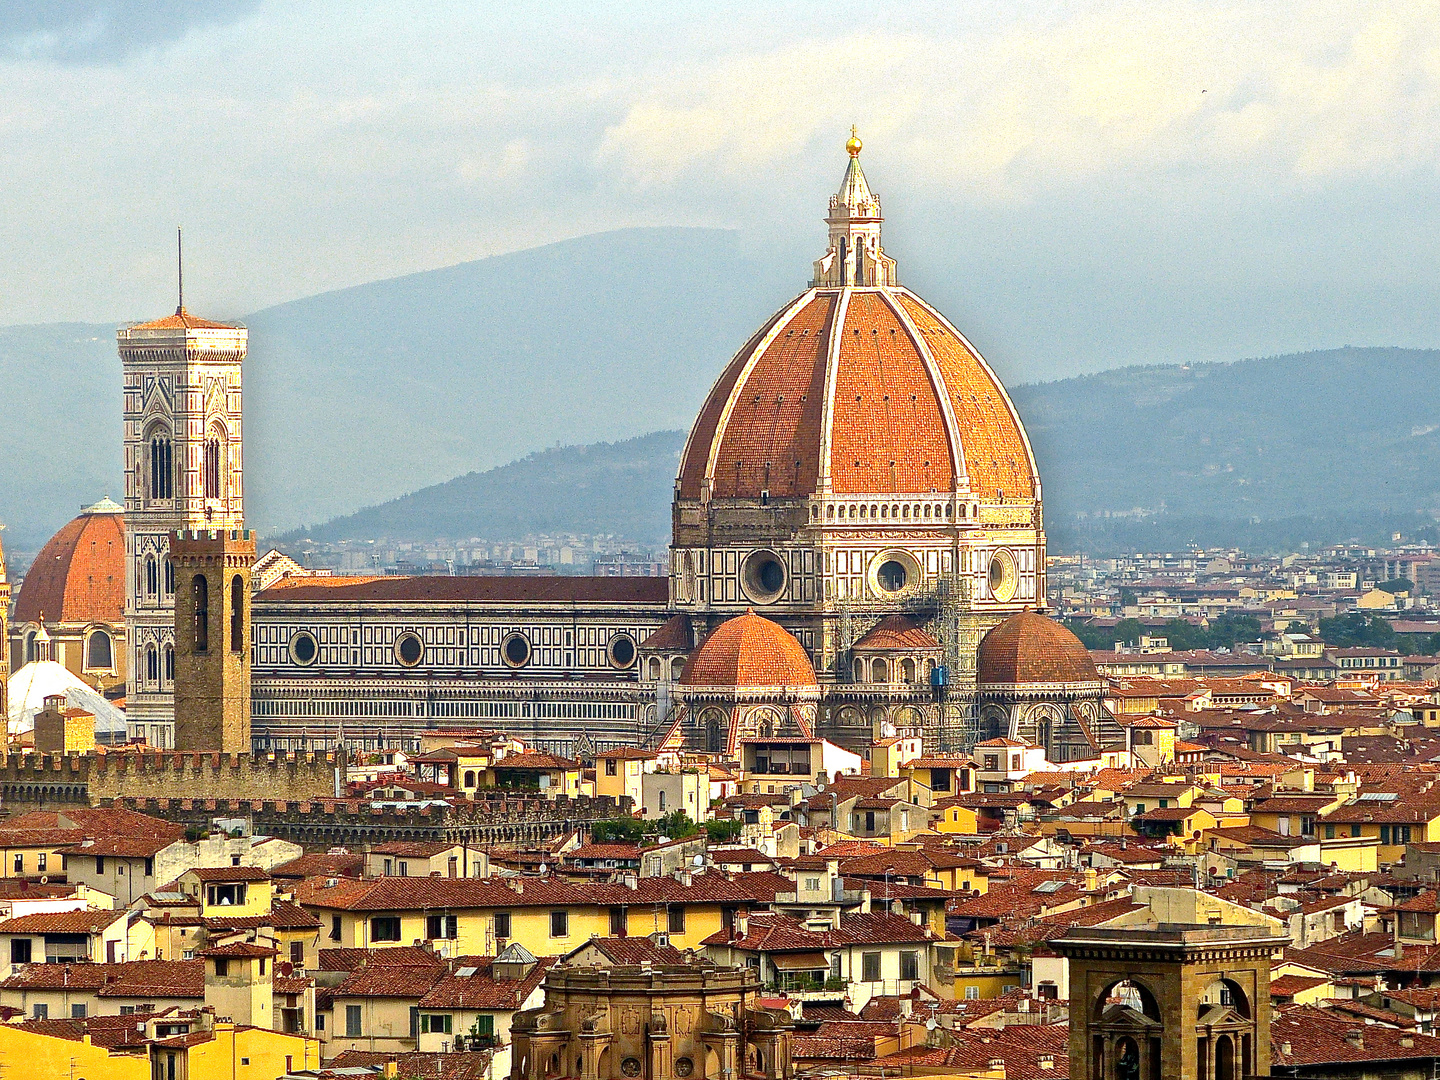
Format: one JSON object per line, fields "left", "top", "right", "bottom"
{"left": 812, "top": 129, "right": 897, "bottom": 287}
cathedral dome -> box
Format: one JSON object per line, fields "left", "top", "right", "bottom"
{"left": 680, "top": 610, "right": 818, "bottom": 688}
{"left": 676, "top": 140, "right": 1038, "bottom": 506}
{"left": 976, "top": 610, "right": 1100, "bottom": 687}
{"left": 13, "top": 499, "right": 125, "bottom": 626}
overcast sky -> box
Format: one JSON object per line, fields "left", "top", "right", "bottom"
{"left": 6, "top": 0, "right": 1440, "bottom": 380}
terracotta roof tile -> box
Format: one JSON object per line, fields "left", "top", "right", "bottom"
{"left": 680, "top": 611, "right": 817, "bottom": 688}
{"left": 852, "top": 615, "right": 939, "bottom": 651}
{"left": 13, "top": 507, "right": 125, "bottom": 625}
{"left": 260, "top": 575, "right": 667, "bottom": 605}
{"left": 977, "top": 611, "right": 1100, "bottom": 686}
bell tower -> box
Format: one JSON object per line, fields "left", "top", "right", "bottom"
{"left": 171, "top": 528, "right": 255, "bottom": 753}
{"left": 119, "top": 237, "right": 246, "bottom": 744}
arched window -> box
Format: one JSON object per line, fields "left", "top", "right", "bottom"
{"left": 871, "top": 658, "right": 889, "bottom": 683}
{"left": 24, "top": 632, "right": 37, "bottom": 663}
{"left": 838, "top": 236, "right": 848, "bottom": 285}
{"left": 193, "top": 574, "right": 209, "bottom": 653}
{"left": 147, "top": 429, "right": 173, "bottom": 501}
{"left": 145, "top": 556, "right": 158, "bottom": 597}
{"left": 464, "top": 770, "right": 476, "bottom": 788}
{"left": 648, "top": 658, "right": 661, "bottom": 680}
{"left": 852, "top": 657, "right": 865, "bottom": 682}
{"left": 901, "top": 658, "right": 916, "bottom": 683}
{"left": 164, "top": 644, "right": 174, "bottom": 683}
{"left": 230, "top": 575, "right": 244, "bottom": 653}
{"left": 146, "top": 645, "right": 158, "bottom": 683}
{"left": 854, "top": 244, "right": 865, "bottom": 286}
{"left": 164, "top": 558, "right": 174, "bottom": 595}
{"left": 86, "top": 630, "right": 113, "bottom": 670}
{"left": 670, "top": 657, "right": 685, "bottom": 681}
{"left": 204, "top": 425, "right": 227, "bottom": 500}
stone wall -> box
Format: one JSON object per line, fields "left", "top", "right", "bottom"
{"left": 96, "top": 792, "right": 630, "bottom": 848}
{"left": 0, "top": 750, "right": 340, "bottom": 813}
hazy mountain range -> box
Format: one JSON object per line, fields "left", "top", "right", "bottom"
{"left": 3, "top": 227, "right": 1438, "bottom": 553}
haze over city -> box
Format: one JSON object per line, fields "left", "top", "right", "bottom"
{"left": 5, "top": 2, "right": 1440, "bottom": 376}
{"left": 4, "top": 9, "right": 1440, "bottom": 1080}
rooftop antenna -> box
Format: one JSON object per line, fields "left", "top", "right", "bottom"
{"left": 176, "top": 226, "right": 185, "bottom": 315}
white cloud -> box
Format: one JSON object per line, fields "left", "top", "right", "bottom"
{"left": 598, "top": 1, "right": 1440, "bottom": 198}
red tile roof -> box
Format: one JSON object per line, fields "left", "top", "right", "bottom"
{"left": 13, "top": 506, "right": 125, "bottom": 625}
{"left": 260, "top": 576, "right": 668, "bottom": 604}
{"left": 128, "top": 310, "right": 238, "bottom": 331}
{"left": 0, "top": 909, "right": 125, "bottom": 934}
{"left": 853, "top": 615, "right": 939, "bottom": 650}
{"left": 418, "top": 955, "right": 556, "bottom": 1009}
{"left": 680, "top": 611, "right": 817, "bottom": 688}
{"left": 977, "top": 611, "right": 1100, "bottom": 686}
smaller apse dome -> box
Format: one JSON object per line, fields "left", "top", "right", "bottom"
{"left": 976, "top": 610, "right": 1100, "bottom": 687}
{"left": 13, "top": 498, "right": 125, "bottom": 626}
{"left": 680, "top": 610, "right": 818, "bottom": 688}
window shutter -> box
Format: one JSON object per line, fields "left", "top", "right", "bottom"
{"left": 410, "top": 1006, "right": 419, "bottom": 1039}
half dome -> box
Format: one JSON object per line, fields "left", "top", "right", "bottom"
{"left": 680, "top": 610, "right": 818, "bottom": 688}
{"left": 976, "top": 610, "right": 1100, "bottom": 687}
{"left": 13, "top": 500, "right": 125, "bottom": 626}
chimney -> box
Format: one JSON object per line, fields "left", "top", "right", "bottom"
{"left": 1039, "top": 1055, "right": 1055, "bottom": 1070}
{"left": 1280, "top": 1042, "right": 1291, "bottom": 1056}
{"left": 1345, "top": 1030, "right": 1363, "bottom": 1049}
{"left": 987, "top": 1059, "right": 1005, "bottom": 1078}
{"left": 1402, "top": 1036, "right": 1415, "bottom": 1049}
{"left": 384, "top": 1063, "right": 399, "bottom": 1080}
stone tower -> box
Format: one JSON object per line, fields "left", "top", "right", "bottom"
{"left": 1050, "top": 925, "right": 1289, "bottom": 1080}
{"left": 171, "top": 528, "right": 256, "bottom": 753}
{"left": 120, "top": 302, "right": 246, "bottom": 742}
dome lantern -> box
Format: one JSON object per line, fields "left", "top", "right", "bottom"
{"left": 813, "top": 130, "right": 897, "bottom": 288}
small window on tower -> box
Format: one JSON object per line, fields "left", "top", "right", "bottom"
{"left": 230, "top": 575, "right": 244, "bottom": 653}
{"left": 193, "top": 575, "right": 209, "bottom": 653}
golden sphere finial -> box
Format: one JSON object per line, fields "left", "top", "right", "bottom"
{"left": 846, "top": 125, "right": 862, "bottom": 157}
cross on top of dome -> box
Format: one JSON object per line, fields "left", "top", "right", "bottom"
{"left": 813, "top": 129, "right": 897, "bottom": 288}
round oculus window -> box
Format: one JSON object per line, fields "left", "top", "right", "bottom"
{"left": 988, "top": 549, "right": 1019, "bottom": 602}
{"left": 607, "top": 633, "right": 637, "bottom": 669}
{"left": 674, "top": 1059, "right": 694, "bottom": 1077}
{"left": 289, "top": 631, "right": 318, "bottom": 666}
{"left": 621, "top": 1059, "right": 642, "bottom": 1078}
{"left": 395, "top": 632, "right": 424, "bottom": 667}
{"left": 877, "top": 559, "right": 909, "bottom": 592}
{"left": 503, "top": 632, "right": 532, "bottom": 668}
{"left": 868, "top": 550, "right": 920, "bottom": 597}
{"left": 741, "top": 549, "right": 787, "bottom": 604}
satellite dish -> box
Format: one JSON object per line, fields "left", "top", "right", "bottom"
{"left": 926, "top": 1018, "right": 937, "bottom": 1031}
{"left": 692, "top": 854, "right": 704, "bottom": 866}
{"left": 278, "top": 961, "right": 294, "bottom": 977}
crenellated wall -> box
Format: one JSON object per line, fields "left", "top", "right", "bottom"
{"left": 93, "top": 792, "right": 630, "bottom": 847}
{"left": 0, "top": 749, "right": 341, "bottom": 812}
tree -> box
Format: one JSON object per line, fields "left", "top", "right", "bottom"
{"left": 1376, "top": 578, "right": 1413, "bottom": 595}
{"left": 651, "top": 810, "right": 699, "bottom": 841}
{"left": 1318, "top": 612, "right": 1397, "bottom": 650}
{"left": 591, "top": 818, "right": 646, "bottom": 844}
{"left": 1119, "top": 587, "right": 1138, "bottom": 608}
{"left": 703, "top": 818, "right": 743, "bottom": 843}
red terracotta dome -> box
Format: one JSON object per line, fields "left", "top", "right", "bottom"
{"left": 680, "top": 610, "right": 818, "bottom": 688}
{"left": 13, "top": 499, "right": 125, "bottom": 626}
{"left": 676, "top": 290, "right": 1037, "bottom": 503}
{"left": 976, "top": 610, "right": 1100, "bottom": 687}
{"left": 852, "top": 615, "right": 939, "bottom": 651}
